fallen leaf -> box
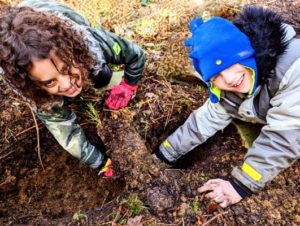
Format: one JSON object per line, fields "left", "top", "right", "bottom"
{"left": 196, "top": 214, "right": 207, "bottom": 224}
{"left": 199, "top": 192, "right": 206, "bottom": 202}
{"left": 125, "top": 215, "right": 143, "bottom": 226}
{"left": 207, "top": 203, "right": 219, "bottom": 213}
{"left": 145, "top": 92, "right": 158, "bottom": 99}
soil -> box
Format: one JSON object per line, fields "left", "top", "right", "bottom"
{"left": 0, "top": 73, "right": 299, "bottom": 225}
{"left": 0, "top": 0, "right": 299, "bottom": 225}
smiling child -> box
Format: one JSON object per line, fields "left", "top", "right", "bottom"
{"left": 154, "top": 6, "right": 300, "bottom": 207}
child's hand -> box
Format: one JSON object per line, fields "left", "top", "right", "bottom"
{"left": 105, "top": 79, "right": 138, "bottom": 110}
{"left": 152, "top": 153, "right": 160, "bottom": 161}
{"left": 198, "top": 178, "right": 242, "bottom": 208}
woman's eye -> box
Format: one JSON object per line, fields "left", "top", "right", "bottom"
{"left": 70, "top": 72, "right": 79, "bottom": 80}
{"left": 61, "top": 65, "right": 70, "bottom": 75}
{"left": 43, "top": 79, "right": 57, "bottom": 88}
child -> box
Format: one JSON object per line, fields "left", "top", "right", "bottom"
{"left": 154, "top": 6, "right": 300, "bottom": 207}
{"left": 0, "top": 0, "right": 145, "bottom": 176}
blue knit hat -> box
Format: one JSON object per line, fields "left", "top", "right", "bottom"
{"left": 185, "top": 17, "right": 258, "bottom": 103}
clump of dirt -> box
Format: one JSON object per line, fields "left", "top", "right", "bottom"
{"left": 99, "top": 109, "right": 180, "bottom": 213}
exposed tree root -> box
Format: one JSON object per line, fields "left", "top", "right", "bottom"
{"left": 101, "top": 110, "right": 178, "bottom": 213}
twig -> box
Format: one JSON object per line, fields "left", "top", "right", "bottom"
{"left": 26, "top": 103, "right": 44, "bottom": 170}
{"left": 79, "top": 122, "right": 92, "bottom": 127}
{"left": 163, "top": 78, "right": 173, "bottom": 94}
{"left": 0, "top": 133, "right": 35, "bottom": 159}
{"left": 164, "top": 102, "right": 174, "bottom": 130}
{"left": 17, "top": 213, "right": 42, "bottom": 220}
{"left": 0, "top": 150, "right": 15, "bottom": 161}
{"left": 265, "top": 0, "right": 277, "bottom": 4}
{"left": 4, "top": 127, "right": 16, "bottom": 142}
{"left": 165, "top": 168, "right": 184, "bottom": 174}
{"left": 202, "top": 211, "right": 228, "bottom": 226}
{"left": 99, "top": 193, "right": 109, "bottom": 210}
{"left": 147, "top": 101, "right": 154, "bottom": 115}
{"left": 102, "top": 108, "right": 119, "bottom": 112}
{"left": 16, "top": 124, "right": 42, "bottom": 137}
{"left": 98, "top": 221, "right": 113, "bottom": 226}
{"left": 95, "top": 195, "right": 119, "bottom": 211}
{"left": 152, "top": 115, "right": 166, "bottom": 122}
{"left": 15, "top": 121, "right": 90, "bottom": 138}
{"left": 157, "top": 223, "right": 179, "bottom": 226}
{"left": 111, "top": 205, "right": 122, "bottom": 225}
{"left": 152, "top": 78, "right": 173, "bottom": 96}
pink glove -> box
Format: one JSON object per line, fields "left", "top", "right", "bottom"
{"left": 103, "top": 166, "right": 113, "bottom": 177}
{"left": 98, "top": 158, "right": 114, "bottom": 178}
{"left": 105, "top": 79, "right": 138, "bottom": 110}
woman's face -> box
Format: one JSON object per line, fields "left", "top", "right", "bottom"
{"left": 28, "top": 54, "right": 83, "bottom": 97}
{"left": 210, "top": 63, "right": 253, "bottom": 93}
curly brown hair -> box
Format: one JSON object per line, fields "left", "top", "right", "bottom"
{"left": 0, "top": 6, "right": 96, "bottom": 112}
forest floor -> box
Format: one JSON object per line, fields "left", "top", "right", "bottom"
{"left": 0, "top": 0, "right": 299, "bottom": 225}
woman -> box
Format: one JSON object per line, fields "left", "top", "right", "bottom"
{"left": 0, "top": 0, "right": 146, "bottom": 176}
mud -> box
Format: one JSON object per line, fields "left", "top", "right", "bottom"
{"left": 1, "top": 75, "right": 299, "bottom": 225}
{"left": 101, "top": 111, "right": 178, "bottom": 213}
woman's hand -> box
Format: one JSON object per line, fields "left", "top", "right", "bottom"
{"left": 105, "top": 79, "right": 138, "bottom": 110}
{"left": 198, "top": 178, "right": 242, "bottom": 208}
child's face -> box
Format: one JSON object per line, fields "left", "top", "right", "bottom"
{"left": 28, "top": 54, "right": 83, "bottom": 97}
{"left": 210, "top": 63, "right": 253, "bottom": 93}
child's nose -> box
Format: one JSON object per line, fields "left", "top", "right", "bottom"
{"left": 221, "top": 71, "right": 234, "bottom": 85}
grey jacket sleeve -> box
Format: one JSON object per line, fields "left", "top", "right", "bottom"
{"left": 158, "top": 99, "right": 232, "bottom": 162}
{"left": 36, "top": 104, "right": 105, "bottom": 168}
{"left": 232, "top": 58, "right": 300, "bottom": 192}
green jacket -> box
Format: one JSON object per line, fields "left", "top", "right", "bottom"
{"left": 19, "top": 0, "right": 146, "bottom": 169}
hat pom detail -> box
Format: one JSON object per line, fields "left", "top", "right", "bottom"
{"left": 189, "top": 17, "right": 203, "bottom": 32}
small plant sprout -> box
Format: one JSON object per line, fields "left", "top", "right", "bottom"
{"left": 121, "top": 194, "right": 146, "bottom": 217}
{"left": 199, "top": 176, "right": 206, "bottom": 183}
{"left": 118, "top": 216, "right": 128, "bottom": 225}
{"left": 85, "top": 102, "right": 102, "bottom": 126}
{"left": 192, "top": 195, "right": 200, "bottom": 215}
{"left": 143, "top": 121, "right": 149, "bottom": 140}
{"left": 72, "top": 211, "right": 88, "bottom": 222}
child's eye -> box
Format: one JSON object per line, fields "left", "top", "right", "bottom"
{"left": 43, "top": 79, "right": 57, "bottom": 88}
{"left": 210, "top": 74, "right": 220, "bottom": 83}
{"left": 210, "top": 77, "right": 217, "bottom": 83}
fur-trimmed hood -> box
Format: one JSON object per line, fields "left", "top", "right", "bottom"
{"left": 233, "top": 6, "right": 295, "bottom": 84}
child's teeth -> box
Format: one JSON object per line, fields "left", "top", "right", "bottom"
{"left": 234, "top": 76, "right": 243, "bottom": 87}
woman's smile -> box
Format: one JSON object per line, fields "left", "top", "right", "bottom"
{"left": 29, "top": 53, "right": 83, "bottom": 97}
